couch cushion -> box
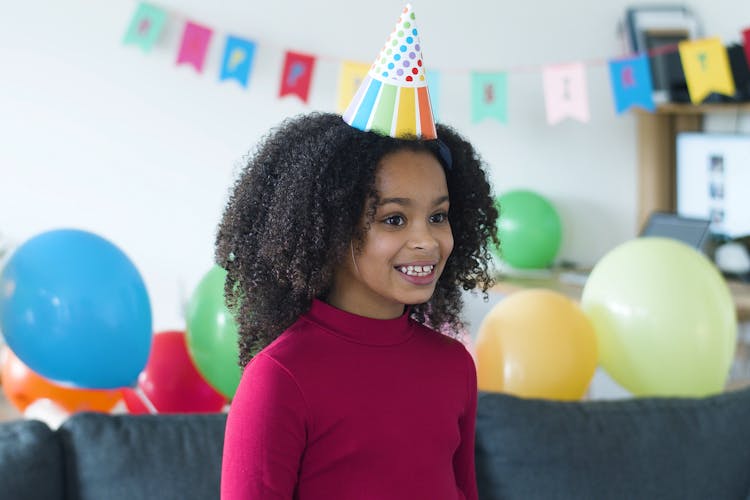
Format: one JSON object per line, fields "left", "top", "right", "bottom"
{"left": 0, "top": 418, "right": 64, "bottom": 500}
{"left": 476, "top": 388, "right": 750, "bottom": 500}
{"left": 59, "top": 412, "right": 226, "bottom": 500}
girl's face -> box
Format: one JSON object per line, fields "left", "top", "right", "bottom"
{"left": 328, "top": 149, "right": 454, "bottom": 319}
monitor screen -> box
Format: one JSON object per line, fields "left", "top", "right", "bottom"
{"left": 676, "top": 132, "right": 750, "bottom": 238}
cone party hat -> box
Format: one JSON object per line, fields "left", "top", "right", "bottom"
{"left": 342, "top": 4, "right": 437, "bottom": 139}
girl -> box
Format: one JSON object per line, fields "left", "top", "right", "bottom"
{"left": 217, "top": 112, "right": 498, "bottom": 499}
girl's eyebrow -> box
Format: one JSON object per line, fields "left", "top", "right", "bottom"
{"left": 379, "top": 195, "right": 450, "bottom": 207}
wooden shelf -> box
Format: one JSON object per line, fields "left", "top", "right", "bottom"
{"left": 490, "top": 269, "right": 750, "bottom": 322}
{"left": 640, "top": 102, "right": 750, "bottom": 115}
{"left": 636, "top": 102, "right": 750, "bottom": 227}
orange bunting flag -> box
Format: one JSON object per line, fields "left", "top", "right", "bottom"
{"left": 542, "top": 62, "right": 590, "bottom": 125}
{"left": 679, "top": 37, "right": 736, "bottom": 104}
{"left": 337, "top": 61, "right": 370, "bottom": 114}
{"left": 279, "top": 51, "right": 317, "bottom": 103}
{"left": 176, "top": 21, "right": 213, "bottom": 73}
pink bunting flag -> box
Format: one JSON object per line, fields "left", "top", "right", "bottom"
{"left": 176, "top": 21, "right": 213, "bottom": 73}
{"left": 542, "top": 62, "right": 590, "bottom": 125}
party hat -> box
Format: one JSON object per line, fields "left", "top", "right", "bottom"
{"left": 342, "top": 4, "right": 437, "bottom": 139}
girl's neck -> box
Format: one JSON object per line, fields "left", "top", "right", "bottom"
{"left": 325, "top": 286, "right": 406, "bottom": 320}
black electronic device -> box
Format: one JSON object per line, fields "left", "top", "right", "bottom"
{"left": 639, "top": 211, "right": 712, "bottom": 253}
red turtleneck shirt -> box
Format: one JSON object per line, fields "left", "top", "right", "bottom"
{"left": 221, "top": 299, "right": 478, "bottom": 499}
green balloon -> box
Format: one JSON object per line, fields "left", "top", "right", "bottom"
{"left": 493, "top": 190, "right": 562, "bottom": 268}
{"left": 581, "top": 238, "right": 737, "bottom": 397}
{"left": 185, "top": 265, "right": 241, "bottom": 399}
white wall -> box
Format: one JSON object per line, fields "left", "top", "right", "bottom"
{"left": 1, "top": 0, "right": 749, "bottom": 332}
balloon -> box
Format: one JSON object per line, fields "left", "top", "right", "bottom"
{"left": 581, "top": 237, "right": 737, "bottom": 397}
{"left": 0, "top": 229, "right": 152, "bottom": 389}
{"left": 1, "top": 347, "right": 120, "bottom": 414}
{"left": 493, "top": 190, "right": 562, "bottom": 268}
{"left": 121, "top": 331, "right": 227, "bottom": 414}
{"left": 185, "top": 265, "right": 241, "bottom": 399}
{"left": 476, "top": 289, "right": 598, "bottom": 400}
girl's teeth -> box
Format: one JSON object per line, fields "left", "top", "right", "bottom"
{"left": 398, "top": 265, "right": 434, "bottom": 277}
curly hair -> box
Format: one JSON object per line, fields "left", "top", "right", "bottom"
{"left": 215, "top": 112, "right": 498, "bottom": 367}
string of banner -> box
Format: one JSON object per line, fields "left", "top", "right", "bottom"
{"left": 123, "top": 2, "right": 750, "bottom": 125}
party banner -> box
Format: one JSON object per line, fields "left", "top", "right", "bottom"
{"left": 743, "top": 28, "right": 750, "bottom": 68}
{"left": 176, "top": 21, "right": 213, "bottom": 73}
{"left": 123, "top": 2, "right": 166, "bottom": 52}
{"left": 280, "top": 51, "right": 317, "bottom": 103}
{"left": 426, "top": 70, "right": 441, "bottom": 121}
{"left": 608, "top": 54, "right": 655, "bottom": 114}
{"left": 336, "top": 61, "right": 370, "bottom": 113}
{"left": 679, "top": 37, "right": 736, "bottom": 104}
{"left": 219, "top": 35, "right": 256, "bottom": 88}
{"left": 543, "top": 62, "right": 590, "bottom": 125}
{"left": 470, "top": 72, "right": 507, "bottom": 124}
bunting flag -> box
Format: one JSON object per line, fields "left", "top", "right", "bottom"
{"left": 679, "top": 37, "right": 736, "bottom": 104}
{"left": 336, "top": 61, "right": 370, "bottom": 114}
{"left": 543, "top": 62, "right": 590, "bottom": 125}
{"left": 121, "top": 6, "right": 749, "bottom": 125}
{"left": 219, "top": 35, "right": 256, "bottom": 87}
{"left": 426, "top": 70, "right": 441, "bottom": 121}
{"left": 608, "top": 54, "right": 655, "bottom": 114}
{"left": 470, "top": 72, "right": 507, "bottom": 124}
{"left": 123, "top": 2, "right": 166, "bottom": 52}
{"left": 176, "top": 21, "right": 213, "bottom": 73}
{"left": 279, "top": 51, "right": 316, "bottom": 103}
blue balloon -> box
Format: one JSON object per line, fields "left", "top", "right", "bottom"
{"left": 0, "top": 229, "right": 152, "bottom": 389}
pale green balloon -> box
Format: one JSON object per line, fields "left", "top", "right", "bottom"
{"left": 185, "top": 265, "right": 241, "bottom": 399}
{"left": 581, "top": 237, "right": 736, "bottom": 397}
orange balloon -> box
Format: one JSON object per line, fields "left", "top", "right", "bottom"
{"left": 1, "top": 347, "right": 120, "bottom": 414}
{"left": 476, "top": 289, "right": 598, "bottom": 400}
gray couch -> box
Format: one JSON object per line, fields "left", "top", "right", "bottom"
{"left": 2, "top": 387, "right": 750, "bottom": 500}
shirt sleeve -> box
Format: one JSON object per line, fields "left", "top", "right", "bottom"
{"left": 221, "top": 353, "right": 308, "bottom": 500}
{"left": 453, "top": 345, "right": 478, "bottom": 500}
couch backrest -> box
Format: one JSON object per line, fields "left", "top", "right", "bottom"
{"left": 59, "top": 412, "right": 227, "bottom": 500}
{"left": 0, "top": 418, "right": 65, "bottom": 500}
{"left": 475, "top": 387, "right": 750, "bottom": 500}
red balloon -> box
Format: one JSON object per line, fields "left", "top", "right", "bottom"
{"left": 121, "top": 331, "right": 227, "bottom": 414}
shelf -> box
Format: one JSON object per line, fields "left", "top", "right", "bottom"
{"left": 644, "top": 102, "right": 750, "bottom": 115}
{"left": 635, "top": 102, "right": 750, "bottom": 227}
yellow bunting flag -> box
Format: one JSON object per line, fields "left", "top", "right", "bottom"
{"left": 336, "top": 61, "right": 370, "bottom": 114}
{"left": 679, "top": 37, "right": 736, "bottom": 104}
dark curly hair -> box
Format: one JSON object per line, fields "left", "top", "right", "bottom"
{"left": 216, "top": 112, "right": 499, "bottom": 367}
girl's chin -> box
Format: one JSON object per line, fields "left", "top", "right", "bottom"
{"left": 396, "top": 288, "right": 437, "bottom": 306}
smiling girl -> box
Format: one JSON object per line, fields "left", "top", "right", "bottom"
{"left": 218, "top": 112, "right": 497, "bottom": 499}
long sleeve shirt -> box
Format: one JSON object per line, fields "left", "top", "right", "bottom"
{"left": 221, "top": 298, "right": 478, "bottom": 499}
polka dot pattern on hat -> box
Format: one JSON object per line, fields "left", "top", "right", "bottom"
{"left": 370, "top": 4, "right": 426, "bottom": 87}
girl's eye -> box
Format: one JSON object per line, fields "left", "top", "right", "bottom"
{"left": 430, "top": 212, "right": 449, "bottom": 224}
{"left": 383, "top": 215, "right": 406, "bottom": 226}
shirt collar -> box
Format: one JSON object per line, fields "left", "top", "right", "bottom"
{"left": 303, "top": 298, "right": 414, "bottom": 346}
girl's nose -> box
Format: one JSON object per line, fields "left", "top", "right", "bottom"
{"left": 409, "top": 224, "right": 439, "bottom": 251}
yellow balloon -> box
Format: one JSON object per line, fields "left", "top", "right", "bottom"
{"left": 581, "top": 237, "right": 736, "bottom": 397}
{"left": 476, "top": 289, "right": 598, "bottom": 400}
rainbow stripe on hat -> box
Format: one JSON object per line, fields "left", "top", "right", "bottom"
{"left": 342, "top": 4, "right": 437, "bottom": 140}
